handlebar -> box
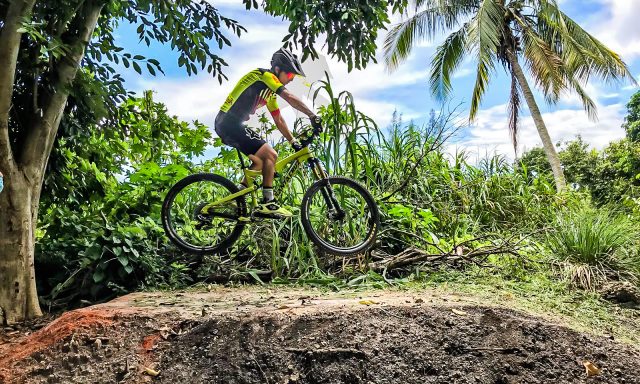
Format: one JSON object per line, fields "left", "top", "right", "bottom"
{"left": 299, "top": 125, "right": 323, "bottom": 148}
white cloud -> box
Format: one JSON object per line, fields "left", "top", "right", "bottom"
{"left": 454, "top": 102, "right": 627, "bottom": 161}
{"left": 453, "top": 67, "right": 473, "bottom": 79}
{"left": 587, "top": 0, "right": 640, "bottom": 63}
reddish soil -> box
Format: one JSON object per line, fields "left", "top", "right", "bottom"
{"left": 0, "top": 288, "right": 639, "bottom": 384}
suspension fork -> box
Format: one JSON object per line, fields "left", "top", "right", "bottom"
{"left": 307, "top": 158, "right": 345, "bottom": 220}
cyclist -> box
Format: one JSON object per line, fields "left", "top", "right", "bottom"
{"left": 214, "top": 47, "right": 322, "bottom": 217}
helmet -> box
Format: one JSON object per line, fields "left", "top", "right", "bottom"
{"left": 271, "top": 48, "right": 305, "bottom": 76}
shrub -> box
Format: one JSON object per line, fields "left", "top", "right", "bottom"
{"left": 546, "top": 205, "right": 640, "bottom": 289}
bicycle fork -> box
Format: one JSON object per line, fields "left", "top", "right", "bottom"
{"left": 307, "top": 159, "right": 346, "bottom": 221}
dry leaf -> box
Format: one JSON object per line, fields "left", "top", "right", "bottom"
{"left": 358, "top": 300, "right": 378, "bottom": 306}
{"left": 143, "top": 366, "right": 160, "bottom": 377}
{"left": 451, "top": 309, "right": 468, "bottom": 316}
{"left": 583, "top": 361, "right": 601, "bottom": 377}
{"left": 277, "top": 304, "right": 290, "bottom": 310}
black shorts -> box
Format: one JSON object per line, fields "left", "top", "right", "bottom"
{"left": 214, "top": 112, "right": 266, "bottom": 156}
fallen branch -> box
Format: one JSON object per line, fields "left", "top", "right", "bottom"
{"left": 369, "top": 233, "right": 533, "bottom": 273}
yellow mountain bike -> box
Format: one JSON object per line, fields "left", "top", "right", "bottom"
{"left": 161, "top": 125, "right": 379, "bottom": 256}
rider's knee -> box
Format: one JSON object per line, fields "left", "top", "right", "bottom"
{"left": 255, "top": 145, "right": 277, "bottom": 164}
{"left": 263, "top": 148, "right": 277, "bottom": 163}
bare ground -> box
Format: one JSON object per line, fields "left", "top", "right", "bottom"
{"left": 1, "top": 287, "right": 639, "bottom": 384}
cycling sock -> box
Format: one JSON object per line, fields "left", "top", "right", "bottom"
{"left": 262, "top": 187, "right": 274, "bottom": 203}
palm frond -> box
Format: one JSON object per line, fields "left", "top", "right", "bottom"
{"left": 566, "top": 76, "right": 598, "bottom": 121}
{"left": 508, "top": 70, "right": 522, "bottom": 153}
{"left": 429, "top": 23, "right": 469, "bottom": 101}
{"left": 384, "top": 2, "right": 477, "bottom": 71}
{"left": 537, "top": 2, "right": 637, "bottom": 86}
{"left": 512, "top": 12, "right": 565, "bottom": 102}
{"left": 467, "top": 0, "right": 503, "bottom": 118}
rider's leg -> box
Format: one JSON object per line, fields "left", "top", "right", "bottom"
{"left": 252, "top": 144, "right": 291, "bottom": 217}
{"left": 254, "top": 143, "right": 278, "bottom": 202}
{"left": 240, "top": 155, "right": 263, "bottom": 187}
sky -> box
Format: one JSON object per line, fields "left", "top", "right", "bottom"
{"left": 113, "top": 0, "right": 640, "bottom": 159}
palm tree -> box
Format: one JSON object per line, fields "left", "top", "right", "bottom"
{"left": 384, "top": 0, "right": 636, "bottom": 191}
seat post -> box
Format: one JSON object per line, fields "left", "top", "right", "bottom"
{"left": 237, "top": 149, "right": 248, "bottom": 169}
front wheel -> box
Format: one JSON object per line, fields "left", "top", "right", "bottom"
{"left": 301, "top": 176, "right": 379, "bottom": 256}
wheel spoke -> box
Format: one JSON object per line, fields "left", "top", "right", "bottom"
{"left": 162, "top": 174, "right": 246, "bottom": 254}
{"left": 302, "top": 177, "right": 378, "bottom": 255}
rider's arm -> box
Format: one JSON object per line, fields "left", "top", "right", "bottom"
{"left": 271, "top": 111, "right": 295, "bottom": 143}
{"left": 279, "top": 89, "right": 316, "bottom": 118}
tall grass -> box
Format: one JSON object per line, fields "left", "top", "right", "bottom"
{"left": 546, "top": 205, "right": 640, "bottom": 289}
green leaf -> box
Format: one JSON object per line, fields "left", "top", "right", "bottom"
{"left": 117, "top": 255, "right": 129, "bottom": 266}
{"left": 93, "top": 270, "right": 106, "bottom": 283}
{"left": 248, "top": 270, "right": 265, "bottom": 285}
{"left": 133, "top": 61, "right": 142, "bottom": 74}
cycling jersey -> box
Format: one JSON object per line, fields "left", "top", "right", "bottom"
{"left": 219, "top": 68, "right": 285, "bottom": 121}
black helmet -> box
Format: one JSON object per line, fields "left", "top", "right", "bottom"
{"left": 271, "top": 48, "right": 305, "bottom": 76}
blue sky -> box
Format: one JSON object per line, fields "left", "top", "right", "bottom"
{"left": 113, "top": 0, "right": 640, "bottom": 159}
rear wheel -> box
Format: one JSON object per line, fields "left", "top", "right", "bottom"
{"left": 301, "top": 176, "right": 379, "bottom": 256}
{"left": 162, "top": 173, "right": 247, "bottom": 255}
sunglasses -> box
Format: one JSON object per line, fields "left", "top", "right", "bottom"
{"left": 286, "top": 72, "right": 295, "bottom": 80}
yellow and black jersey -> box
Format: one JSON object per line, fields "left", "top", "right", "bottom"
{"left": 220, "top": 68, "right": 285, "bottom": 121}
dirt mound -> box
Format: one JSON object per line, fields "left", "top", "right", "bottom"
{"left": 2, "top": 289, "right": 639, "bottom": 384}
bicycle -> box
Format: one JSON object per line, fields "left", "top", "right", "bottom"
{"left": 161, "top": 123, "right": 380, "bottom": 256}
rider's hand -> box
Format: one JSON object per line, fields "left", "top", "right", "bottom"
{"left": 310, "top": 115, "right": 323, "bottom": 132}
{"left": 291, "top": 139, "right": 303, "bottom": 152}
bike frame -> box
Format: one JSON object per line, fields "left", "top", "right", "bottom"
{"left": 201, "top": 146, "right": 328, "bottom": 216}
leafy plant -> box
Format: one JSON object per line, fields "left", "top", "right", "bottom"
{"left": 546, "top": 205, "right": 640, "bottom": 289}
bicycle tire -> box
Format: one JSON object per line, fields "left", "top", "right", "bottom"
{"left": 301, "top": 176, "right": 379, "bottom": 256}
{"left": 162, "top": 173, "right": 247, "bottom": 255}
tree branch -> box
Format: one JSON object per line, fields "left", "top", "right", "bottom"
{"left": 21, "top": 0, "right": 104, "bottom": 176}
{"left": 369, "top": 232, "right": 534, "bottom": 273}
{"left": 0, "top": 0, "right": 37, "bottom": 172}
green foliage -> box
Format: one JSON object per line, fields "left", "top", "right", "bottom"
{"left": 36, "top": 93, "right": 207, "bottom": 308}
{"left": 558, "top": 137, "right": 599, "bottom": 189}
{"left": 518, "top": 147, "right": 551, "bottom": 177}
{"left": 545, "top": 205, "right": 640, "bottom": 289}
{"left": 253, "top": 0, "right": 407, "bottom": 71}
{"left": 7, "top": 0, "right": 246, "bottom": 168}
{"left": 624, "top": 91, "right": 640, "bottom": 142}
{"left": 521, "top": 134, "right": 640, "bottom": 213}
{"left": 591, "top": 139, "right": 640, "bottom": 209}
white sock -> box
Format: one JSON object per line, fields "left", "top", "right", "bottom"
{"left": 263, "top": 187, "right": 274, "bottom": 203}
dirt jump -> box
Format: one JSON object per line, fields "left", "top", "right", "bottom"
{"left": 1, "top": 287, "right": 639, "bottom": 384}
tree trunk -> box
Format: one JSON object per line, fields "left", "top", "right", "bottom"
{"left": 507, "top": 50, "right": 567, "bottom": 192}
{"left": 0, "top": 0, "right": 104, "bottom": 324}
{"left": 0, "top": 171, "right": 42, "bottom": 324}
